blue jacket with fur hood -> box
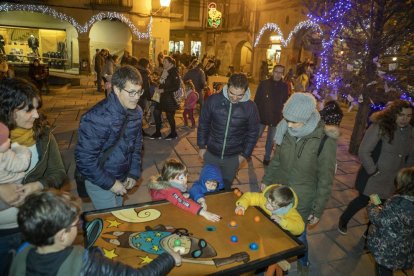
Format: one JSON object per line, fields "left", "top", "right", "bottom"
{"left": 75, "top": 92, "right": 143, "bottom": 190}
{"left": 189, "top": 164, "right": 224, "bottom": 201}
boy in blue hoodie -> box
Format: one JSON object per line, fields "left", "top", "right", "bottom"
{"left": 189, "top": 164, "right": 224, "bottom": 210}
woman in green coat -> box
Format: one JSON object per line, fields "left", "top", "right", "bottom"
{"left": 261, "top": 93, "right": 339, "bottom": 275}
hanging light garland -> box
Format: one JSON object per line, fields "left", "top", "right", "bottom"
{"left": 253, "top": 20, "right": 323, "bottom": 48}
{"left": 0, "top": 3, "right": 152, "bottom": 39}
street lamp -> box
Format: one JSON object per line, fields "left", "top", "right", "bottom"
{"left": 160, "top": 0, "right": 171, "bottom": 8}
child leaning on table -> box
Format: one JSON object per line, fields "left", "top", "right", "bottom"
{"left": 189, "top": 163, "right": 224, "bottom": 210}
{"left": 235, "top": 184, "right": 305, "bottom": 275}
{"left": 9, "top": 190, "right": 182, "bottom": 276}
{"left": 148, "top": 158, "right": 221, "bottom": 222}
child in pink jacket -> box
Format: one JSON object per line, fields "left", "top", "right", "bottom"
{"left": 183, "top": 80, "right": 199, "bottom": 128}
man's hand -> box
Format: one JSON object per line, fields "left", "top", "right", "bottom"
{"left": 110, "top": 180, "right": 127, "bottom": 196}
{"left": 199, "top": 209, "right": 221, "bottom": 222}
{"left": 199, "top": 148, "right": 206, "bottom": 160}
{"left": 238, "top": 155, "right": 246, "bottom": 165}
{"left": 15, "top": 182, "right": 43, "bottom": 206}
{"left": 307, "top": 214, "right": 320, "bottom": 225}
{"left": 124, "top": 177, "right": 136, "bottom": 190}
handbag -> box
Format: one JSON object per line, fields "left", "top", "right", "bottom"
{"left": 354, "top": 139, "right": 382, "bottom": 194}
{"left": 151, "top": 88, "right": 161, "bottom": 103}
{"left": 75, "top": 120, "right": 128, "bottom": 198}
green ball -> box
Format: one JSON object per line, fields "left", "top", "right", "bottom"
{"left": 174, "top": 239, "right": 181, "bottom": 246}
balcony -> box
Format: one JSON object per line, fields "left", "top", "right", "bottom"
{"left": 88, "top": 0, "right": 133, "bottom": 12}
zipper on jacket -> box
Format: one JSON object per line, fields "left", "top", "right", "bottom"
{"left": 221, "top": 103, "right": 233, "bottom": 159}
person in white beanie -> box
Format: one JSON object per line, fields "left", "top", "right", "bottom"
{"left": 261, "top": 92, "right": 339, "bottom": 275}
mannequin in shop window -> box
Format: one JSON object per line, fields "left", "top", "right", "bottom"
{"left": 27, "top": 35, "right": 39, "bottom": 57}
{"left": 0, "top": 35, "right": 5, "bottom": 55}
{"left": 29, "top": 58, "right": 49, "bottom": 94}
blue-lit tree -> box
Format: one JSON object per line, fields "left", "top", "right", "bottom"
{"left": 304, "top": 0, "right": 414, "bottom": 154}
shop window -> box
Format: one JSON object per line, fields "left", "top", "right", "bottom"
{"left": 190, "top": 41, "right": 201, "bottom": 57}
{"left": 169, "top": 41, "right": 184, "bottom": 54}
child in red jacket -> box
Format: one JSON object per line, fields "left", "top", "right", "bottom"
{"left": 148, "top": 159, "right": 221, "bottom": 222}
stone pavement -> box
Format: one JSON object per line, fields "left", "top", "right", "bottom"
{"left": 40, "top": 75, "right": 411, "bottom": 276}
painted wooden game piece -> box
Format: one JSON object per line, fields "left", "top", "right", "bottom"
{"left": 230, "top": 235, "right": 238, "bottom": 243}
{"left": 249, "top": 242, "right": 258, "bottom": 250}
{"left": 254, "top": 216, "right": 260, "bottom": 222}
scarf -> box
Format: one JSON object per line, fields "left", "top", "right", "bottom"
{"left": 274, "top": 111, "right": 320, "bottom": 145}
{"left": 272, "top": 202, "right": 294, "bottom": 216}
{"left": 10, "top": 128, "right": 36, "bottom": 147}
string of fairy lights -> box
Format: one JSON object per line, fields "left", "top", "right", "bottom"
{"left": 253, "top": 0, "right": 413, "bottom": 109}
{"left": 0, "top": 3, "right": 152, "bottom": 39}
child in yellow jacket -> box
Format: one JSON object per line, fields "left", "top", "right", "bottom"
{"left": 235, "top": 184, "right": 305, "bottom": 275}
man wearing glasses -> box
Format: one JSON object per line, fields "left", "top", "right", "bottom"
{"left": 197, "top": 73, "right": 260, "bottom": 191}
{"left": 75, "top": 65, "right": 144, "bottom": 209}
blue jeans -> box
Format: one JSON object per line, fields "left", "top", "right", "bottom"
{"left": 85, "top": 180, "right": 123, "bottom": 210}
{"left": 258, "top": 124, "right": 277, "bottom": 161}
{"left": 297, "top": 227, "right": 309, "bottom": 266}
{"left": 0, "top": 231, "right": 22, "bottom": 275}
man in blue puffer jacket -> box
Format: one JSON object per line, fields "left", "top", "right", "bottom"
{"left": 197, "top": 73, "right": 260, "bottom": 191}
{"left": 75, "top": 65, "right": 144, "bottom": 210}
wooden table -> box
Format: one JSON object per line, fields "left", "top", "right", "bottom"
{"left": 82, "top": 192, "right": 305, "bottom": 275}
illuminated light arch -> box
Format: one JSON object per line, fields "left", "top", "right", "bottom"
{"left": 253, "top": 20, "right": 323, "bottom": 48}
{"left": 0, "top": 3, "right": 152, "bottom": 39}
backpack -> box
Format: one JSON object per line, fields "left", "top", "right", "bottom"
{"left": 173, "top": 77, "right": 185, "bottom": 104}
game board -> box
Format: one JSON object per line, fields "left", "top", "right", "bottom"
{"left": 82, "top": 192, "right": 305, "bottom": 275}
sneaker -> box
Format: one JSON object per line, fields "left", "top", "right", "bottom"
{"left": 338, "top": 218, "right": 348, "bottom": 235}
{"left": 148, "top": 132, "right": 162, "bottom": 140}
{"left": 164, "top": 133, "right": 178, "bottom": 140}
{"left": 263, "top": 159, "right": 270, "bottom": 166}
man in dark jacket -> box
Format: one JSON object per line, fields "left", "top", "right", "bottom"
{"left": 254, "top": 65, "right": 289, "bottom": 165}
{"left": 183, "top": 61, "right": 206, "bottom": 107}
{"left": 197, "top": 73, "right": 260, "bottom": 191}
{"left": 75, "top": 65, "right": 144, "bottom": 210}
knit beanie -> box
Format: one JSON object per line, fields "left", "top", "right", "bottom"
{"left": 283, "top": 93, "right": 317, "bottom": 123}
{"left": 0, "top": 122, "right": 9, "bottom": 145}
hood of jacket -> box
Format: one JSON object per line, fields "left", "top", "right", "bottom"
{"left": 222, "top": 85, "right": 251, "bottom": 103}
{"left": 197, "top": 164, "right": 224, "bottom": 192}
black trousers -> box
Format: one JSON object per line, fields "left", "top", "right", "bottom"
{"left": 340, "top": 194, "right": 370, "bottom": 225}
{"left": 376, "top": 263, "right": 392, "bottom": 276}
{"left": 154, "top": 109, "right": 176, "bottom": 135}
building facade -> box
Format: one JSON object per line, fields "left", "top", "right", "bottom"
{"left": 0, "top": 0, "right": 171, "bottom": 74}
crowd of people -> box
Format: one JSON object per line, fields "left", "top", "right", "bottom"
{"left": 0, "top": 51, "right": 413, "bottom": 276}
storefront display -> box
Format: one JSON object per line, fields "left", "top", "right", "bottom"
{"left": 0, "top": 26, "right": 67, "bottom": 69}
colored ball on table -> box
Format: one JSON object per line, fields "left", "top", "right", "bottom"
{"left": 229, "top": 220, "right": 237, "bottom": 227}
{"left": 174, "top": 239, "right": 181, "bottom": 247}
{"left": 254, "top": 216, "right": 261, "bottom": 222}
{"left": 249, "top": 242, "right": 259, "bottom": 250}
{"left": 230, "top": 235, "right": 238, "bottom": 243}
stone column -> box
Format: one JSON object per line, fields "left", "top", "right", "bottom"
{"left": 132, "top": 39, "right": 150, "bottom": 59}
{"left": 78, "top": 33, "right": 90, "bottom": 75}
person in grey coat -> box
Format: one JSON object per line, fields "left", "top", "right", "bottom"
{"left": 338, "top": 100, "right": 414, "bottom": 235}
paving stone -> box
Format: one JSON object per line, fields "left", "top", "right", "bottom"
{"left": 307, "top": 233, "right": 347, "bottom": 264}
{"left": 236, "top": 166, "right": 264, "bottom": 185}
{"left": 336, "top": 160, "right": 361, "bottom": 174}
{"left": 179, "top": 154, "right": 204, "bottom": 168}
{"left": 335, "top": 173, "right": 357, "bottom": 188}
{"left": 173, "top": 137, "right": 198, "bottom": 155}
{"left": 329, "top": 253, "right": 375, "bottom": 276}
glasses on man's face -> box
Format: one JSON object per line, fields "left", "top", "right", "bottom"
{"left": 122, "top": 88, "right": 144, "bottom": 97}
